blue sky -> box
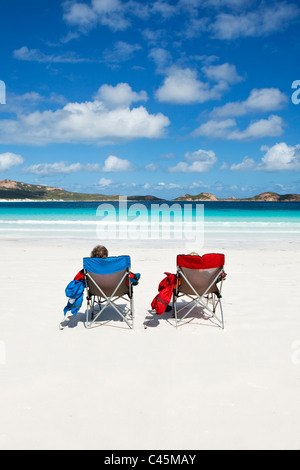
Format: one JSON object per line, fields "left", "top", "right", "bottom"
{"left": 0, "top": 0, "right": 300, "bottom": 198}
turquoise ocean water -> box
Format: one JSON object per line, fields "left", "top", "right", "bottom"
{"left": 0, "top": 201, "right": 299, "bottom": 243}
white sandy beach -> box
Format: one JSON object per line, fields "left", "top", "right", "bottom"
{"left": 0, "top": 234, "right": 300, "bottom": 450}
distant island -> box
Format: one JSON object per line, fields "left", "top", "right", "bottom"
{"left": 0, "top": 179, "right": 300, "bottom": 202}
{"left": 0, "top": 179, "right": 164, "bottom": 201}
{"left": 174, "top": 192, "right": 300, "bottom": 202}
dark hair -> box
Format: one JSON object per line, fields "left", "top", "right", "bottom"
{"left": 90, "top": 245, "right": 108, "bottom": 258}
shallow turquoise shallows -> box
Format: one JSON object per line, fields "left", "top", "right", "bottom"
{"left": 0, "top": 201, "right": 299, "bottom": 238}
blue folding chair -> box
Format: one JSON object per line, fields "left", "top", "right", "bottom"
{"left": 83, "top": 256, "right": 135, "bottom": 329}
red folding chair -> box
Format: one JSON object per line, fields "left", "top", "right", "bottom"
{"left": 173, "top": 253, "right": 226, "bottom": 329}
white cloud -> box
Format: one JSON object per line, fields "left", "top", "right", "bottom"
{"left": 63, "top": 0, "right": 149, "bottom": 32}
{"left": 63, "top": 1, "right": 98, "bottom": 29}
{"left": 13, "top": 46, "right": 90, "bottom": 64}
{"left": 194, "top": 115, "right": 284, "bottom": 141}
{"left": 190, "top": 180, "right": 209, "bottom": 189}
{"left": 245, "top": 88, "right": 288, "bottom": 113}
{"left": 93, "top": 0, "right": 148, "bottom": 30}
{"left": 0, "top": 94, "right": 170, "bottom": 145}
{"left": 145, "top": 163, "right": 159, "bottom": 171}
{"left": 0, "top": 153, "right": 24, "bottom": 171}
{"left": 148, "top": 47, "right": 172, "bottom": 72}
{"left": 161, "top": 152, "right": 176, "bottom": 159}
{"left": 155, "top": 67, "right": 229, "bottom": 104}
{"left": 16, "top": 40, "right": 141, "bottom": 68}
{"left": 142, "top": 29, "right": 164, "bottom": 45}
{"left": 98, "top": 177, "right": 113, "bottom": 187}
{"left": 211, "top": 88, "right": 288, "bottom": 118}
{"left": 94, "top": 83, "right": 147, "bottom": 108}
{"left": 155, "top": 182, "right": 182, "bottom": 190}
{"left": 258, "top": 142, "right": 300, "bottom": 171}
{"left": 229, "top": 115, "right": 284, "bottom": 141}
{"left": 168, "top": 149, "right": 217, "bottom": 172}
{"left": 0, "top": 91, "right": 67, "bottom": 115}
{"left": 202, "top": 62, "right": 244, "bottom": 84}
{"left": 230, "top": 156, "right": 256, "bottom": 171}
{"left": 178, "top": 0, "right": 203, "bottom": 14}
{"left": 223, "top": 142, "right": 300, "bottom": 173}
{"left": 203, "top": 0, "right": 249, "bottom": 8}
{"left": 92, "top": 0, "right": 123, "bottom": 14}
{"left": 211, "top": 3, "right": 299, "bottom": 40}
{"left": 151, "top": 0, "right": 177, "bottom": 18}
{"left": 61, "top": 0, "right": 299, "bottom": 41}
{"left": 23, "top": 161, "right": 99, "bottom": 175}
{"left": 102, "top": 155, "right": 132, "bottom": 172}
{"left": 102, "top": 41, "right": 142, "bottom": 64}
{"left": 63, "top": 0, "right": 126, "bottom": 31}
{"left": 194, "top": 118, "right": 236, "bottom": 139}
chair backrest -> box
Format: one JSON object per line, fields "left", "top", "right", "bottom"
{"left": 83, "top": 256, "right": 131, "bottom": 298}
{"left": 177, "top": 254, "right": 225, "bottom": 296}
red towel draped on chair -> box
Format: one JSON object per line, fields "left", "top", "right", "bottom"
{"left": 151, "top": 272, "right": 177, "bottom": 315}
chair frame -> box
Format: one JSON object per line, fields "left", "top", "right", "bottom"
{"left": 84, "top": 264, "right": 134, "bottom": 330}
{"left": 173, "top": 262, "right": 225, "bottom": 329}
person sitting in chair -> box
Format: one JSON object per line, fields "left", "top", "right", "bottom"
{"left": 90, "top": 245, "right": 108, "bottom": 259}
{"left": 75, "top": 245, "right": 108, "bottom": 281}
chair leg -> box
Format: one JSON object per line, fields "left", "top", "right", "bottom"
{"left": 219, "top": 298, "right": 225, "bottom": 330}
{"left": 85, "top": 297, "right": 91, "bottom": 328}
{"left": 208, "top": 294, "right": 224, "bottom": 329}
{"left": 91, "top": 297, "right": 95, "bottom": 320}
{"left": 173, "top": 292, "right": 178, "bottom": 328}
{"left": 130, "top": 295, "right": 134, "bottom": 329}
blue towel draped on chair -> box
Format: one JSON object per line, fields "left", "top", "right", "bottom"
{"left": 63, "top": 279, "right": 85, "bottom": 316}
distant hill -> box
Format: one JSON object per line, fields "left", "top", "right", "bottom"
{"left": 0, "top": 179, "right": 161, "bottom": 201}
{"left": 242, "top": 192, "right": 300, "bottom": 202}
{"left": 0, "top": 180, "right": 299, "bottom": 202}
{"left": 174, "top": 191, "right": 300, "bottom": 202}
{"left": 174, "top": 192, "right": 218, "bottom": 201}
{"left": 0, "top": 179, "right": 120, "bottom": 201}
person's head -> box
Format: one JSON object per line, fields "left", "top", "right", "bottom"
{"left": 90, "top": 245, "right": 108, "bottom": 258}
{"left": 189, "top": 251, "right": 199, "bottom": 256}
